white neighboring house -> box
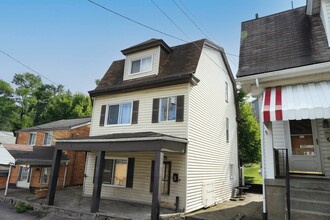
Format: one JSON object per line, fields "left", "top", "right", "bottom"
{"left": 48, "top": 38, "right": 239, "bottom": 219}
{"left": 237, "top": 1, "right": 330, "bottom": 219}
{"left": 0, "top": 131, "right": 15, "bottom": 144}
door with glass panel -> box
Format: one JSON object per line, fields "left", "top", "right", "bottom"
{"left": 17, "top": 165, "right": 31, "bottom": 188}
{"left": 288, "top": 119, "right": 322, "bottom": 174}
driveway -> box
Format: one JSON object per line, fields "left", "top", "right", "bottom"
{"left": 0, "top": 202, "right": 38, "bottom": 220}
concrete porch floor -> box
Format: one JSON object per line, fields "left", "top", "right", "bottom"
{"left": 1, "top": 186, "right": 175, "bottom": 220}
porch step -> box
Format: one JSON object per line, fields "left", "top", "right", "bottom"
{"left": 291, "top": 188, "right": 330, "bottom": 202}
{"left": 290, "top": 179, "right": 330, "bottom": 191}
{"left": 291, "top": 209, "right": 330, "bottom": 220}
{"left": 290, "top": 198, "right": 330, "bottom": 215}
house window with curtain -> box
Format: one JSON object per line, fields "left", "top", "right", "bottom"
{"left": 43, "top": 132, "right": 53, "bottom": 146}
{"left": 103, "top": 158, "right": 128, "bottom": 186}
{"left": 40, "top": 167, "right": 51, "bottom": 184}
{"left": 107, "top": 103, "right": 132, "bottom": 125}
{"left": 159, "top": 96, "right": 177, "bottom": 122}
{"left": 28, "top": 133, "right": 36, "bottom": 145}
{"left": 131, "top": 56, "right": 152, "bottom": 74}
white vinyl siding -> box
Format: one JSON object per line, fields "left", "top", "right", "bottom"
{"left": 186, "top": 45, "right": 238, "bottom": 212}
{"left": 90, "top": 84, "right": 189, "bottom": 138}
{"left": 320, "top": 0, "right": 330, "bottom": 47}
{"left": 83, "top": 151, "right": 186, "bottom": 210}
{"left": 316, "top": 119, "right": 330, "bottom": 177}
{"left": 0, "top": 144, "right": 15, "bottom": 165}
{"left": 123, "top": 47, "right": 160, "bottom": 81}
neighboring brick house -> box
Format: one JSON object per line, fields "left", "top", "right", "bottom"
{"left": 48, "top": 39, "right": 239, "bottom": 219}
{"left": 0, "top": 118, "right": 91, "bottom": 191}
{"left": 237, "top": 1, "right": 330, "bottom": 219}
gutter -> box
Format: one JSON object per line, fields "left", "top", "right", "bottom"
{"left": 237, "top": 61, "right": 330, "bottom": 84}
{"left": 56, "top": 136, "right": 189, "bottom": 144}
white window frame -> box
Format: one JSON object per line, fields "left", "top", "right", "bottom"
{"left": 43, "top": 131, "right": 53, "bottom": 146}
{"left": 159, "top": 96, "right": 177, "bottom": 122}
{"left": 102, "top": 157, "right": 128, "bottom": 187}
{"left": 225, "top": 82, "right": 229, "bottom": 102}
{"left": 130, "top": 56, "right": 153, "bottom": 75}
{"left": 40, "top": 167, "right": 51, "bottom": 184}
{"left": 28, "top": 132, "right": 36, "bottom": 146}
{"left": 106, "top": 102, "right": 133, "bottom": 126}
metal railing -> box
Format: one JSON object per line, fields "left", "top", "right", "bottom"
{"left": 274, "top": 148, "right": 291, "bottom": 220}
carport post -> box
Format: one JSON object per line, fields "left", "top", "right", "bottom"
{"left": 91, "top": 151, "right": 105, "bottom": 213}
{"left": 47, "top": 149, "right": 62, "bottom": 205}
{"left": 151, "top": 151, "right": 164, "bottom": 220}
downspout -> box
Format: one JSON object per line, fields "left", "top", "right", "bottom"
{"left": 4, "top": 163, "right": 14, "bottom": 196}
{"left": 63, "top": 162, "right": 68, "bottom": 188}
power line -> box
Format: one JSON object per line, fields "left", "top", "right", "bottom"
{"left": 87, "top": 0, "right": 188, "bottom": 43}
{"left": 0, "top": 49, "right": 59, "bottom": 86}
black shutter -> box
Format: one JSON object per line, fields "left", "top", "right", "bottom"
{"left": 132, "top": 101, "right": 139, "bottom": 124}
{"left": 126, "top": 158, "right": 135, "bottom": 188}
{"left": 176, "top": 95, "right": 184, "bottom": 122}
{"left": 93, "top": 157, "right": 97, "bottom": 183}
{"left": 152, "top": 98, "right": 159, "bottom": 123}
{"left": 150, "top": 160, "right": 155, "bottom": 192}
{"left": 99, "top": 105, "right": 106, "bottom": 126}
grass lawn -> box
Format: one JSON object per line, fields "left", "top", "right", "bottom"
{"left": 244, "top": 163, "right": 262, "bottom": 185}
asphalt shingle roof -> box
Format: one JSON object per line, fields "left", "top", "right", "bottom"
{"left": 18, "top": 118, "right": 91, "bottom": 132}
{"left": 237, "top": 6, "right": 330, "bottom": 77}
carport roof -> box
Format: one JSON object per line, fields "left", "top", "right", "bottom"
{"left": 56, "top": 132, "right": 187, "bottom": 153}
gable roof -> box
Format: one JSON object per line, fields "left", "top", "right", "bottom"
{"left": 237, "top": 6, "right": 330, "bottom": 78}
{"left": 18, "top": 118, "right": 91, "bottom": 132}
{"left": 89, "top": 39, "right": 207, "bottom": 97}
{"left": 121, "top": 38, "right": 172, "bottom": 55}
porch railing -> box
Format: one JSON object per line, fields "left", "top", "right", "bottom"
{"left": 274, "top": 148, "right": 291, "bottom": 220}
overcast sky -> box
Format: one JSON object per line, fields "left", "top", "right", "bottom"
{"left": 0, "top": 0, "right": 305, "bottom": 93}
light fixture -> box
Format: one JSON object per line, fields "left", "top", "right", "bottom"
{"left": 323, "top": 119, "right": 329, "bottom": 129}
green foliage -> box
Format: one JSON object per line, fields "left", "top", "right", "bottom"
{"left": 237, "top": 88, "right": 261, "bottom": 164}
{"left": 244, "top": 163, "right": 262, "bottom": 184}
{"left": 15, "top": 202, "right": 33, "bottom": 213}
{"left": 0, "top": 73, "right": 92, "bottom": 131}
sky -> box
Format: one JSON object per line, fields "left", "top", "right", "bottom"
{"left": 0, "top": 0, "right": 306, "bottom": 94}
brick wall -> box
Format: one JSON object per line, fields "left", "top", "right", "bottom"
{"left": 0, "top": 176, "right": 7, "bottom": 189}
{"left": 29, "top": 165, "right": 66, "bottom": 190}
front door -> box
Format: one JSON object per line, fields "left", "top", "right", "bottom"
{"left": 287, "top": 119, "right": 322, "bottom": 174}
{"left": 17, "top": 165, "right": 31, "bottom": 188}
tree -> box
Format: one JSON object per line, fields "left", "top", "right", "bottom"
{"left": 237, "top": 88, "right": 261, "bottom": 164}
{"left": 0, "top": 80, "right": 18, "bottom": 131}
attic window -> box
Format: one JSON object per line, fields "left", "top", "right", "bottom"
{"left": 131, "top": 56, "right": 152, "bottom": 74}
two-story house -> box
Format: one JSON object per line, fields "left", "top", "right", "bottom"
{"left": 0, "top": 118, "right": 90, "bottom": 192}
{"left": 237, "top": 1, "right": 330, "bottom": 219}
{"left": 47, "top": 39, "right": 238, "bottom": 219}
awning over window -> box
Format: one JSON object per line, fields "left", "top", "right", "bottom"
{"left": 262, "top": 81, "right": 330, "bottom": 122}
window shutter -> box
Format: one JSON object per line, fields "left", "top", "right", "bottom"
{"left": 99, "top": 105, "right": 106, "bottom": 126}
{"left": 176, "top": 95, "right": 184, "bottom": 122}
{"left": 126, "top": 158, "right": 135, "bottom": 188}
{"left": 132, "top": 101, "right": 139, "bottom": 124}
{"left": 152, "top": 98, "right": 159, "bottom": 123}
{"left": 150, "top": 160, "right": 155, "bottom": 192}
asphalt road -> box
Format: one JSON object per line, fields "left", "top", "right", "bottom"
{"left": 0, "top": 203, "right": 38, "bottom": 220}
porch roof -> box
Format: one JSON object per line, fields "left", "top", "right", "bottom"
{"left": 55, "top": 132, "right": 187, "bottom": 153}
{"left": 262, "top": 81, "right": 330, "bottom": 122}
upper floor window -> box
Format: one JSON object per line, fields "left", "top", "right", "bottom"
{"left": 43, "top": 132, "right": 53, "bottom": 146}
{"left": 131, "top": 56, "right": 152, "bottom": 74}
{"left": 159, "top": 96, "right": 177, "bottom": 122}
{"left": 225, "top": 82, "right": 228, "bottom": 102}
{"left": 28, "top": 132, "right": 36, "bottom": 146}
{"left": 107, "top": 103, "right": 132, "bottom": 125}
{"left": 103, "top": 158, "right": 128, "bottom": 187}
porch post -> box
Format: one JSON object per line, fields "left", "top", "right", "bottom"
{"left": 91, "top": 151, "right": 105, "bottom": 213}
{"left": 151, "top": 151, "right": 164, "bottom": 220}
{"left": 47, "top": 149, "right": 62, "bottom": 205}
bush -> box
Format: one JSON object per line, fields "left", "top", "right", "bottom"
{"left": 15, "top": 202, "right": 33, "bottom": 213}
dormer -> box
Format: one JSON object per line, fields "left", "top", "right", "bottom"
{"left": 307, "top": 0, "right": 330, "bottom": 46}
{"left": 121, "top": 39, "right": 172, "bottom": 81}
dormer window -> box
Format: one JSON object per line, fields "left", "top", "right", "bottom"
{"left": 131, "top": 56, "right": 152, "bottom": 74}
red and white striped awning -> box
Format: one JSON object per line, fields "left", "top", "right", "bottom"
{"left": 262, "top": 81, "right": 330, "bottom": 122}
